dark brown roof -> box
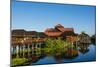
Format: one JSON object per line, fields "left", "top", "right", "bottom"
{"left": 37, "top": 32, "right": 47, "bottom": 38}
{"left": 32, "top": 32, "right": 47, "bottom": 38}
{"left": 12, "top": 29, "right": 26, "bottom": 36}
{"left": 12, "top": 29, "right": 37, "bottom": 36}
{"left": 26, "top": 31, "right": 37, "bottom": 35}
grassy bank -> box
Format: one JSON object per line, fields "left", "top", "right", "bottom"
{"left": 11, "top": 58, "right": 32, "bottom": 67}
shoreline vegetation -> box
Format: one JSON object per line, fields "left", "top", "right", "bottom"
{"left": 11, "top": 58, "right": 32, "bottom": 67}
{"left": 44, "top": 38, "right": 75, "bottom": 55}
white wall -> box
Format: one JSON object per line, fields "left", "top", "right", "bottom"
{"left": 19, "top": 0, "right": 96, "bottom": 5}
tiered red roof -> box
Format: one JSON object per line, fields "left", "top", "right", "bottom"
{"left": 44, "top": 24, "right": 74, "bottom": 37}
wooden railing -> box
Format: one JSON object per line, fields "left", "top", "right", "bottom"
{"left": 12, "top": 38, "right": 46, "bottom": 45}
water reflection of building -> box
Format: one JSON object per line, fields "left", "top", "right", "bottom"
{"left": 63, "top": 49, "right": 79, "bottom": 59}
{"left": 78, "top": 44, "right": 90, "bottom": 54}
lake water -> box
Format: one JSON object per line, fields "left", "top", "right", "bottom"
{"left": 30, "top": 44, "right": 96, "bottom": 65}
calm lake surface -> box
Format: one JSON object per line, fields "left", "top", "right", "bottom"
{"left": 30, "top": 44, "right": 96, "bottom": 65}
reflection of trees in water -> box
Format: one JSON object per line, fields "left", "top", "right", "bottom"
{"left": 53, "top": 48, "right": 79, "bottom": 60}
{"left": 78, "top": 43, "right": 90, "bottom": 54}
{"left": 54, "top": 54, "right": 63, "bottom": 63}
{"left": 79, "top": 49, "right": 89, "bottom": 54}
{"left": 91, "top": 35, "right": 96, "bottom": 45}
{"left": 63, "top": 49, "right": 79, "bottom": 59}
{"left": 30, "top": 52, "right": 47, "bottom": 64}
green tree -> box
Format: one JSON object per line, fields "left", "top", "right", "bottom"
{"left": 44, "top": 38, "right": 74, "bottom": 55}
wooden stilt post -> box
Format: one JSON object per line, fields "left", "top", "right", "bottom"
{"left": 28, "top": 44, "right": 30, "bottom": 58}
{"left": 23, "top": 45, "right": 25, "bottom": 58}
{"left": 16, "top": 45, "right": 19, "bottom": 58}
{"left": 32, "top": 43, "right": 34, "bottom": 55}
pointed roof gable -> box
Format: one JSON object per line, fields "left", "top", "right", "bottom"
{"left": 55, "top": 24, "right": 74, "bottom": 32}
{"left": 55, "top": 24, "right": 64, "bottom": 28}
